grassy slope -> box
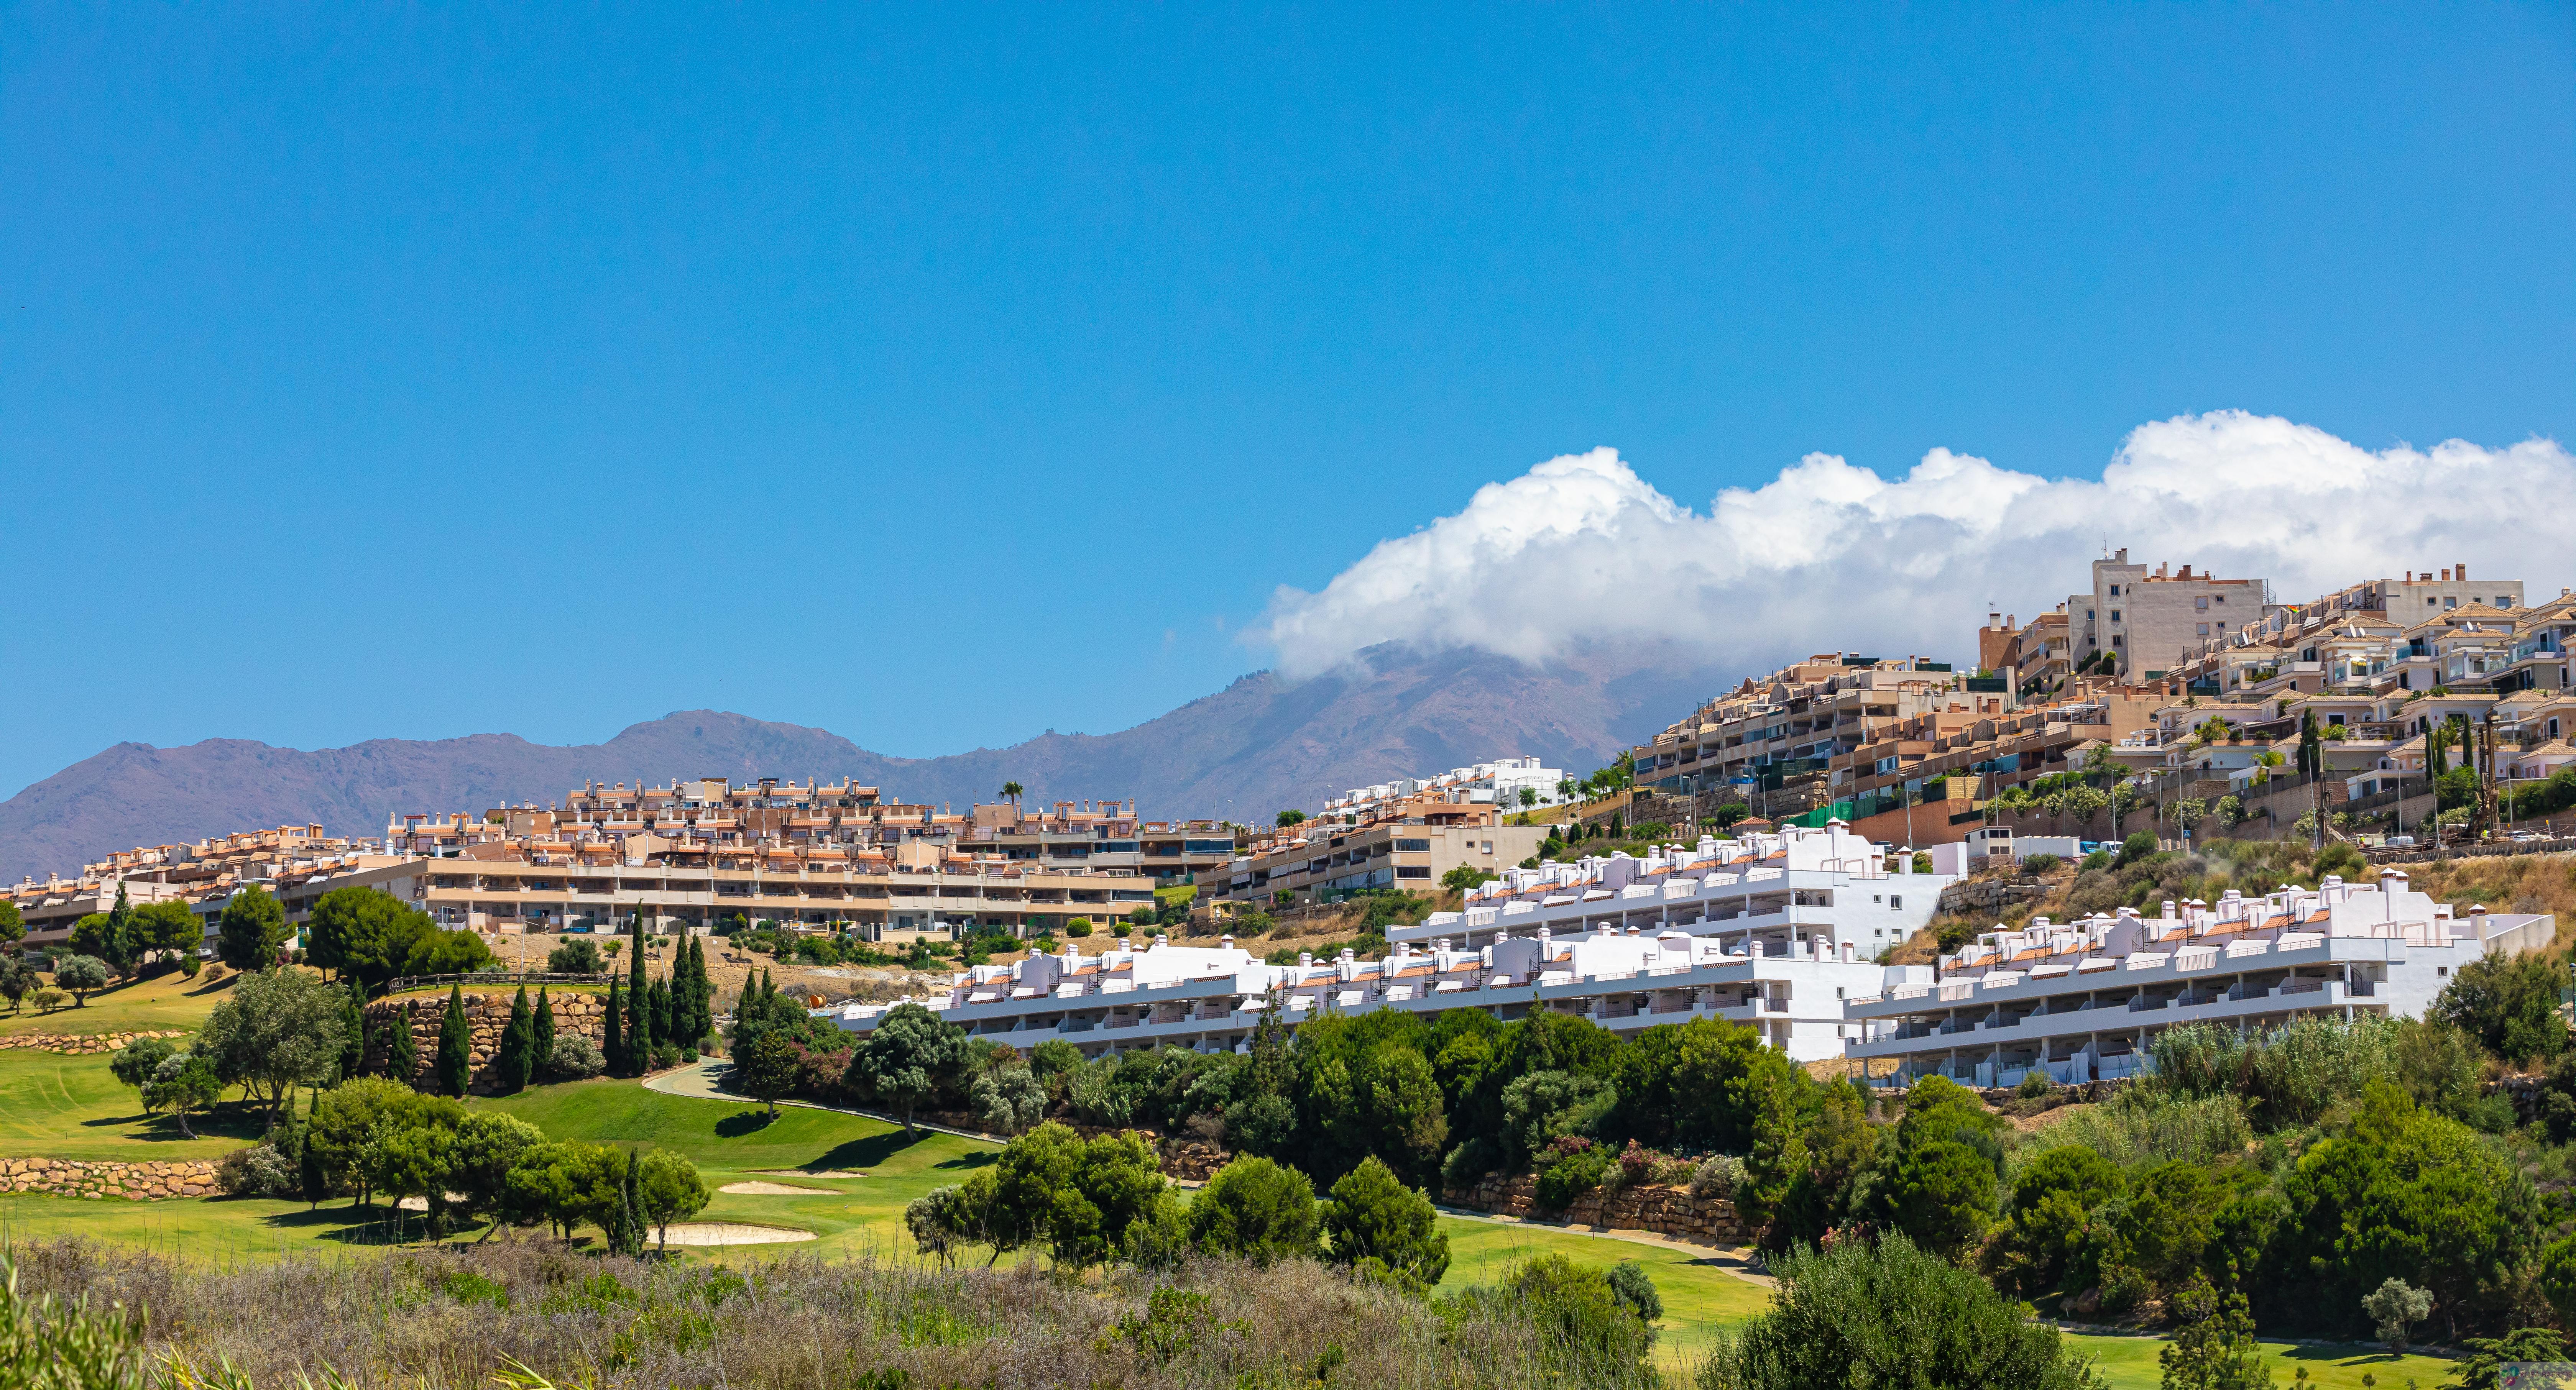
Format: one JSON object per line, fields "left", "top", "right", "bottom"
{"left": 0, "top": 969, "right": 235, "bottom": 1037}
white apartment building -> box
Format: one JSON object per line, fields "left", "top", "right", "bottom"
{"left": 841, "top": 823, "right": 1958, "bottom": 1062}
{"left": 1844, "top": 870, "right": 2555, "bottom": 1089}
{"left": 1322, "top": 756, "right": 1568, "bottom": 819}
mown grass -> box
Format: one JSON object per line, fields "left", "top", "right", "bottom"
{"left": 1441, "top": 1219, "right": 1770, "bottom": 1375}
{"left": 0, "top": 968, "right": 235, "bottom": 1037}
{"left": 0, "top": 1050, "right": 260, "bottom": 1160}
{"left": 2065, "top": 1330, "right": 2454, "bottom": 1389}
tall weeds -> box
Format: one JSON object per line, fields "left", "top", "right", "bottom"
{"left": 4, "top": 1236, "right": 1638, "bottom": 1389}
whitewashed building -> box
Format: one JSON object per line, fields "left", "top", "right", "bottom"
{"left": 834, "top": 823, "right": 1959, "bottom": 1062}
{"left": 1843, "top": 870, "right": 2555, "bottom": 1089}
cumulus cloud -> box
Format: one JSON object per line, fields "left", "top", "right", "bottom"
{"left": 1255, "top": 411, "right": 2574, "bottom": 678}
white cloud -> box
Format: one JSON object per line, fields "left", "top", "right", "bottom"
{"left": 1255, "top": 411, "right": 2574, "bottom": 677}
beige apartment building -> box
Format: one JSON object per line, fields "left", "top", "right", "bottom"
{"left": 1634, "top": 655, "right": 2003, "bottom": 798}
{"left": 1196, "top": 798, "right": 1547, "bottom": 908}
{"left": 2069, "top": 551, "right": 2271, "bottom": 682}
{"left": 962, "top": 801, "right": 1239, "bottom": 885}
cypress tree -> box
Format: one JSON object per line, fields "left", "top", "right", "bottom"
{"left": 649, "top": 976, "right": 673, "bottom": 1061}
{"left": 621, "top": 1148, "right": 647, "bottom": 1256}
{"left": 385, "top": 998, "right": 419, "bottom": 1089}
{"left": 685, "top": 935, "right": 713, "bottom": 1047}
{"left": 106, "top": 883, "right": 135, "bottom": 975}
{"left": 533, "top": 986, "right": 556, "bottom": 1078}
{"left": 298, "top": 1089, "right": 327, "bottom": 1208}
{"left": 339, "top": 980, "right": 368, "bottom": 1080}
{"left": 604, "top": 976, "right": 626, "bottom": 1076}
{"left": 495, "top": 985, "right": 534, "bottom": 1093}
{"left": 669, "top": 935, "right": 695, "bottom": 1046}
{"left": 627, "top": 912, "right": 652, "bottom": 1069}
{"left": 436, "top": 985, "right": 472, "bottom": 1097}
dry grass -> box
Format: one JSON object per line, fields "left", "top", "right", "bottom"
{"left": 6, "top": 1236, "right": 1654, "bottom": 1390}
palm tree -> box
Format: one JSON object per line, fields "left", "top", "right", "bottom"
{"left": 999, "top": 781, "right": 1024, "bottom": 809}
{"left": 2251, "top": 750, "right": 2285, "bottom": 787}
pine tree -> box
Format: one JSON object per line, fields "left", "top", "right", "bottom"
{"left": 604, "top": 976, "right": 626, "bottom": 1076}
{"left": 385, "top": 999, "right": 420, "bottom": 1089}
{"left": 339, "top": 980, "right": 368, "bottom": 1080}
{"left": 298, "top": 1089, "right": 327, "bottom": 1208}
{"left": 436, "top": 985, "right": 472, "bottom": 1097}
{"left": 533, "top": 986, "right": 556, "bottom": 1076}
{"left": 628, "top": 911, "right": 653, "bottom": 1068}
{"left": 495, "top": 985, "right": 534, "bottom": 1093}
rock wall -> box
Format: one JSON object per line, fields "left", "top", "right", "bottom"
{"left": 1443, "top": 1175, "right": 1751, "bottom": 1246}
{"left": 363, "top": 990, "right": 609, "bottom": 1095}
{"left": 0, "top": 1029, "right": 189, "bottom": 1055}
{"left": 1, "top": 1157, "right": 217, "bottom": 1200}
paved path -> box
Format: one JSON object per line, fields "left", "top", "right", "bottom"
{"left": 641, "top": 1057, "right": 1005, "bottom": 1147}
{"left": 1433, "top": 1205, "right": 1776, "bottom": 1288}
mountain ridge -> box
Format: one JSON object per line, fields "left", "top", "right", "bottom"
{"left": 0, "top": 646, "right": 1723, "bottom": 884}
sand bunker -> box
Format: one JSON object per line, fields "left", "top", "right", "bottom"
{"left": 720, "top": 1181, "right": 838, "bottom": 1196}
{"left": 751, "top": 1168, "right": 866, "bottom": 1178}
{"left": 656, "top": 1223, "right": 816, "bottom": 1246}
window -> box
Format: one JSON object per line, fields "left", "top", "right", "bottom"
{"left": 1395, "top": 866, "right": 1430, "bottom": 879}
{"left": 2113, "top": 635, "right": 2124, "bottom": 647}
{"left": 2110, "top": 609, "right": 2122, "bottom": 622}
{"left": 1393, "top": 838, "right": 1431, "bottom": 852}
{"left": 2109, "top": 584, "right": 2121, "bottom": 596}
{"left": 2195, "top": 596, "right": 2208, "bottom": 610}
{"left": 2197, "top": 623, "right": 2210, "bottom": 637}
{"left": 1890, "top": 896, "right": 1903, "bottom": 909}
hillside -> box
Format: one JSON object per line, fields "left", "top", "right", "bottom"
{"left": 0, "top": 643, "right": 1726, "bottom": 882}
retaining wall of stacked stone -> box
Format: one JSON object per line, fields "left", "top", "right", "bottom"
{"left": 1, "top": 1157, "right": 217, "bottom": 1201}
{"left": 0, "top": 1030, "right": 189, "bottom": 1055}
{"left": 362, "top": 991, "right": 609, "bottom": 1095}
{"left": 1443, "top": 1175, "right": 1751, "bottom": 1246}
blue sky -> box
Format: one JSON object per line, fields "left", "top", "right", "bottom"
{"left": 4, "top": 4, "right": 2571, "bottom": 799}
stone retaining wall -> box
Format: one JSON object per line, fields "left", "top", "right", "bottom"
{"left": 1, "top": 1157, "right": 217, "bottom": 1200}
{"left": 1443, "top": 1175, "right": 1751, "bottom": 1245}
{"left": 0, "top": 1029, "right": 189, "bottom": 1055}
{"left": 363, "top": 991, "right": 609, "bottom": 1095}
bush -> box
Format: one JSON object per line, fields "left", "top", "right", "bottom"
{"left": 1186, "top": 1157, "right": 1319, "bottom": 1265}
{"left": 2018, "top": 853, "right": 2061, "bottom": 875}
{"left": 1534, "top": 1137, "right": 1612, "bottom": 1209}
{"left": 214, "top": 1142, "right": 297, "bottom": 1198}
{"left": 545, "top": 1032, "right": 606, "bottom": 1080}
{"left": 1689, "top": 1155, "right": 1745, "bottom": 1201}
{"left": 545, "top": 938, "right": 604, "bottom": 975}
{"left": 1066, "top": 919, "right": 1093, "bottom": 938}
{"left": 1696, "top": 1233, "right": 2100, "bottom": 1389}
{"left": 1320, "top": 1157, "right": 1449, "bottom": 1286}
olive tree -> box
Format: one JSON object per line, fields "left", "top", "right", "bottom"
{"left": 198, "top": 965, "right": 349, "bottom": 1123}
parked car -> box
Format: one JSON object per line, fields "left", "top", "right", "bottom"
{"left": 2384, "top": 835, "right": 2417, "bottom": 848}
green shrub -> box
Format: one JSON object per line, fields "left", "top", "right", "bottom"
{"left": 1695, "top": 1233, "right": 2101, "bottom": 1389}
